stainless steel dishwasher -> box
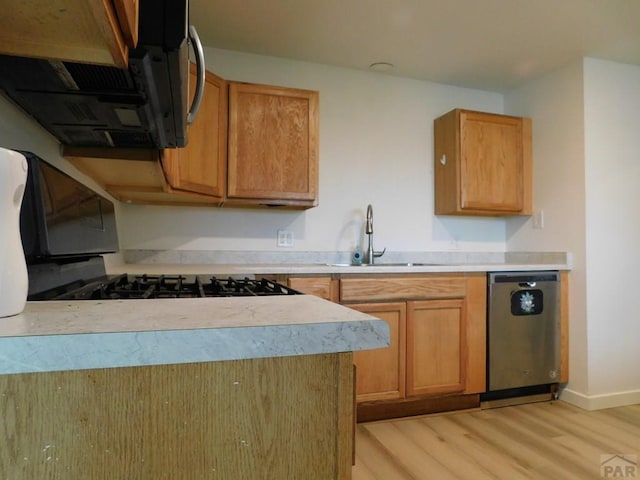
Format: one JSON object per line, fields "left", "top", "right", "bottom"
{"left": 487, "top": 271, "right": 561, "bottom": 392}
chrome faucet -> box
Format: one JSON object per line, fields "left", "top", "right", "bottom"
{"left": 364, "top": 204, "right": 386, "bottom": 264}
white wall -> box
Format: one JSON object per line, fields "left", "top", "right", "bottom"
{"left": 582, "top": 58, "right": 640, "bottom": 400}
{"left": 503, "top": 61, "right": 588, "bottom": 395}
{"left": 116, "top": 48, "right": 507, "bottom": 254}
{"left": 505, "top": 58, "right": 640, "bottom": 409}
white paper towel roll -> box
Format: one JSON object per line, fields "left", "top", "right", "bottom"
{"left": 0, "top": 148, "right": 28, "bottom": 317}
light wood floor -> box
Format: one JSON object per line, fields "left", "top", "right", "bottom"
{"left": 353, "top": 400, "right": 640, "bottom": 480}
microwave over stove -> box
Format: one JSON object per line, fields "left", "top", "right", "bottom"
{"left": 0, "top": 0, "right": 204, "bottom": 149}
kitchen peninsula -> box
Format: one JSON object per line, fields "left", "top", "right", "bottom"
{"left": 0, "top": 296, "right": 389, "bottom": 479}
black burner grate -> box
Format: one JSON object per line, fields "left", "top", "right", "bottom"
{"left": 52, "top": 275, "right": 300, "bottom": 300}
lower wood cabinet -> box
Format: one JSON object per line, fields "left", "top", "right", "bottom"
{"left": 287, "top": 276, "right": 339, "bottom": 302}
{"left": 350, "top": 298, "right": 470, "bottom": 403}
{"left": 349, "top": 302, "right": 406, "bottom": 402}
{"left": 406, "top": 299, "right": 466, "bottom": 396}
{"left": 341, "top": 274, "right": 486, "bottom": 406}
{"left": 283, "top": 273, "right": 488, "bottom": 420}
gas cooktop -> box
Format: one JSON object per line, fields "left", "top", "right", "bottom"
{"left": 34, "top": 274, "right": 300, "bottom": 301}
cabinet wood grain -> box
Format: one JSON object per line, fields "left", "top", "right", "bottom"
{"left": 406, "top": 299, "right": 466, "bottom": 396}
{"left": 341, "top": 273, "right": 486, "bottom": 415}
{"left": 227, "top": 82, "right": 319, "bottom": 208}
{"left": 341, "top": 275, "right": 466, "bottom": 302}
{"left": 287, "top": 276, "right": 339, "bottom": 302}
{"left": 434, "top": 109, "right": 532, "bottom": 216}
{"left": 560, "top": 270, "right": 570, "bottom": 383}
{"left": 63, "top": 147, "right": 220, "bottom": 206}
{"left": 1, "top": 0, "right": 136, "bottom": 67}
{"left": 464, "top": 273, "right": 487, "bottom": 393}
{"left": 0, "top": 354, "right": 354, "bottom": 479}
{"left": 350, "top": 302, "right": 407, "bottom": 402}
{"left": 163, "top": 64, "right": 227, "bottom": 200}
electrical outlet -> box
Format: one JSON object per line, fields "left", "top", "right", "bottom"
{"left": 277, "top": 230, "right": 294, "bottom": 247}
{"left": 533, "top": 210, "right": 544, "bottom": 229}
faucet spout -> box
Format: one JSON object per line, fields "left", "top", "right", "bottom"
{"left": 365, "top": 204, "right": 374, "bottom": 234}
{"left": 363, "top": 204, "right": 386, "bottom": 264}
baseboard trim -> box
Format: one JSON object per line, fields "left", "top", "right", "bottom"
{"left": 560, "top": 387, "right": 640, "bottom": 410}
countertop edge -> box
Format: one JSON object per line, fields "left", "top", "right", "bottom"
{"left": 0, "top": 295, "right": 390, "bottom": 375}
{"left": 107, "top": 262, "right": 570, "bottom": 275}
{"left": 0, "top": 319, "right": 390, "bottom": 375}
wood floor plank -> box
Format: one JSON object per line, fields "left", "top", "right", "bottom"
{"left": 419, "top": 415, "right": 538, "bottom": 479}
{"left": 392, "top": 419, "right": 496, "bottom": 480}
{"left": 363, "top": 422, "right": 460, "bottom": 479}
{"left": 493, "top": 406, "right": 603, "bottom": 478}
{"left": 353, "top": 401, "right": 640, "bottom": 480}
{"left": 518, "top": 402, "right": 640, "bottom": 453}
{"left": 353, "top": 426, "right": 416, "bottom": 480}
{"left": 470, "top": 411, "right": 591, "bottom": 479}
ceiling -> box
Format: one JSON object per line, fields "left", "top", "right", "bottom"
{"left": 190, "top": 0, "right": 640, "bottom": 92}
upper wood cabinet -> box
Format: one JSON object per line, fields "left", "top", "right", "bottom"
{"left": 162, "top": 65, "right": 228, "bottom": 202}
{"left": 63, "top": 147, "right": 220, "bottom": 206}
{"left": 434, "top": 109, "right": 532, "bottom": 216}
{"left": 1, "top": 0, "right": 138, "bottom": 68}
{"left": 65, "top": 74, "right": 320, "bottom": 209}
{"left": 226, "top": 82, "right": 319, "bottom": 208}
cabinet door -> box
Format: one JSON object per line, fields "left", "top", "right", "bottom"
{"left": 162, "top": 65, "right": 227, "bottom": 201}
{"left": 460, "top": 110, "right": 527, "bottom": 212}
{"left": 350, "top": 302, "right": 406, "bottom": 402}
{"left": 406, "top": 299, "right": 466, "bottom": 396}
{"left": 227, "top": 82, "right": 319, "bottom": 207}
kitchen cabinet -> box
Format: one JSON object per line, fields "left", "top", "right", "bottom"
{"left": 62, "top": 147, "right": 220, "bottom": 206}
{"left": 162, "top": 64, "right": 228, "bottom": 202}
{"left": 287, "top": 276, "right": 339, "bottom": 302}
{"left": 406, "top": 299, "right": 466, "bottom": 396}
{"left": 340, "top": 274, "right": 486, "bottom": 408}
{"left": 226, "top": 82, "right": 319, "bottom": 208}
{"left": 560, "top": 270, "right": 570, "bottom": 383}
{"left": 434, "top": 108, "right": 532, "bottom": 216}
{"left": 64, "top": 72, "right": 319, "bottom": 209}
{"left": 64, "top": 65, "right": 225, "bottom": 206}
{"left": 1, "top": 0, "right": 137, "bottom": 68}
{"left": 349, "top": 302, "right": 406, "bottom": 402}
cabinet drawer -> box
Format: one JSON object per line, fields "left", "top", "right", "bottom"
{"left": 340, "top": 276, "right": 466, "bottom": 302}
{"left": 288, "top": 276, "right": 338, "bottom": 302}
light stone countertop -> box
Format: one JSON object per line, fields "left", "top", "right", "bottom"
{"left": 107, "top": 261, "right": 569, "bottom": 276}
{"left": 2, "top": 253, "right": 569, "bottom": 376}
{"left": 0, "top": 295, "right": 389, "bottom": 375}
